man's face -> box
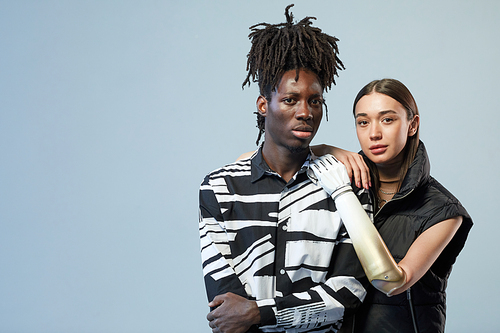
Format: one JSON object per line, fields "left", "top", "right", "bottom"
{"left": 258, "top": 69, "right": 323, "bottom": 154}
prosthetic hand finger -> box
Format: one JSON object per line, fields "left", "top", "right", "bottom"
{"left": 335, "top": 191, "right": 407, "bottom": 296}
{"left": 309, "top": 154, "right": 352, "bottom": 198}
{"left": 307, "top": 166, "right": 318, "bottom": 183}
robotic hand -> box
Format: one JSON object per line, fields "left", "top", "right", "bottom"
{"left": 309, "top": 154, "right": 406, "bottom": 296}
{"left": 308, "top": 154, "right": 353, "bottom": 200}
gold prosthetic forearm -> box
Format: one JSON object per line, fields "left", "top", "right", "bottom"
{"left": 335, "top": 191, "right": 406, "bottom": 296}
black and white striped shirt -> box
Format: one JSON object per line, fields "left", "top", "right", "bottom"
{"left": 199, "top": 148, "right": 372, "bottom": 332}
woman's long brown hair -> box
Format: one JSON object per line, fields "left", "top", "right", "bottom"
{"left": 353, "top": 78, "right": 420, "bottom": 207}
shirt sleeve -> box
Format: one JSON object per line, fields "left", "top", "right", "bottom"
{"left": 199, "top": 175, "right": 248, "bottom": 304}
{"left": 256, "top": 188, "right": 371, "bottom": 331}
{"left": 257, "top": 242, "right": 368, "bottom": 331}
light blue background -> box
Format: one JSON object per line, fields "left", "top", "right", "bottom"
{"left": 1, "top": 1, "right": 498, "bottom": 332}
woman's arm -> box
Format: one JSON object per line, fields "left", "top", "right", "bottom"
{"left": 388, "top": 216, "right": 463, "bottom": 295}
{"left": 236, "top": 151, "right": 255, "bottom": 161}
{"left": 309, "top": 155, "right": 462, "bottom": 296}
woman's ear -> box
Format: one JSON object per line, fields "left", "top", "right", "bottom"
{"left": 257, "top": 95, "right": 267, "bottom": 117}
{"left": 408, "top": 115, "right": 420, "bottom": 136}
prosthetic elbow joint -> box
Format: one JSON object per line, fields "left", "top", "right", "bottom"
{"left": 370, "top": 266, "right": 407, "bottom": 296}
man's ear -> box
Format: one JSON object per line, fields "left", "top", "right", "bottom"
{"left": 257, "top": 95, "right": 267, "bottom": 117}
{"left": 408, "top": 115, "right": 420, "bottom": 136}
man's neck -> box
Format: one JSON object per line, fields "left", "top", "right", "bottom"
{"left": 261, "top": 144, "right": 310, "bottom": 183}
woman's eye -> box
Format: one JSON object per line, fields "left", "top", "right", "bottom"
{"left": 382, "top": 118, "right": 394, "bottom": 123}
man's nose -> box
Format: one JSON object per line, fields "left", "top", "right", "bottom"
{"left": 295, "top": 102, "right": 313, "bottom": 120}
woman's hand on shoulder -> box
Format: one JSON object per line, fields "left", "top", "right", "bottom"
{"left": 312, "top": 144, "right": 371, "bottom": 189}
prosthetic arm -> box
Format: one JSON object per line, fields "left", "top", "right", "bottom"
{"left": 308, "top": 154, "right": 406, "bottom": 296}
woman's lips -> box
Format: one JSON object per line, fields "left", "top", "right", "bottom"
{"left": 369, "top": 144, "right": 387, "bottom": 155}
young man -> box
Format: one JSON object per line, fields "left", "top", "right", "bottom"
{"left": 199, "top": 5, "right": 371, "bottom": 332}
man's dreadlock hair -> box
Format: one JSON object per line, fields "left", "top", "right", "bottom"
{"left": 242, "top": 4, "right": 345, "bottom": 145}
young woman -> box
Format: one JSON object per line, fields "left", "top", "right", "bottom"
{"left": 310, "top": 78, "right": 473, "bottom": 333}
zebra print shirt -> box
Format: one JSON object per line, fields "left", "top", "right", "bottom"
{"left": 199, "top": 148, "right": 372, "bottom": 332}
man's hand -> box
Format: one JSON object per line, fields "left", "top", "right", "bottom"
{"left": 206, "top": 292, "right": 261, "bottom": 333}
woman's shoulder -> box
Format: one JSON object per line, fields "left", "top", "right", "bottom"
{"left": 422, "top": 176, "right": 465, "bottom": 209}
{"left": 412, "top": 176, "right": 472, "bottom": 230}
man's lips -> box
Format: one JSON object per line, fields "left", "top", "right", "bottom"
{"left": 369, "top": 144, "right": 387, "bottom": 155}
{"left": 292, "top": 125, "right": 313, "bottom": 139}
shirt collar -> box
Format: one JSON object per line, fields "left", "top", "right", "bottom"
{"left": 250, "top": 144, "right": 315, "bottom": 183}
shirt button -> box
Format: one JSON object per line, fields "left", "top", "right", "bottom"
{"left": 282, "top": 225, "right": 288, "bottom": 231}
{"left": 280, "top": 269, "right": 286, "bottom": 275}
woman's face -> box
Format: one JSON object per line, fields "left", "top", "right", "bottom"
{"left": 354, "top": 92, "right": 417, "bottom": 166}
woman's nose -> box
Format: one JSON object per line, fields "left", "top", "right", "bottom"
{"left": 369, "top": 124, "right": 382, "bottom": 140}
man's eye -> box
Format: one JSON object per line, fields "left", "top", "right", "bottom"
{"left": 284, "top": 98, "right": 294, "bottom": 104}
